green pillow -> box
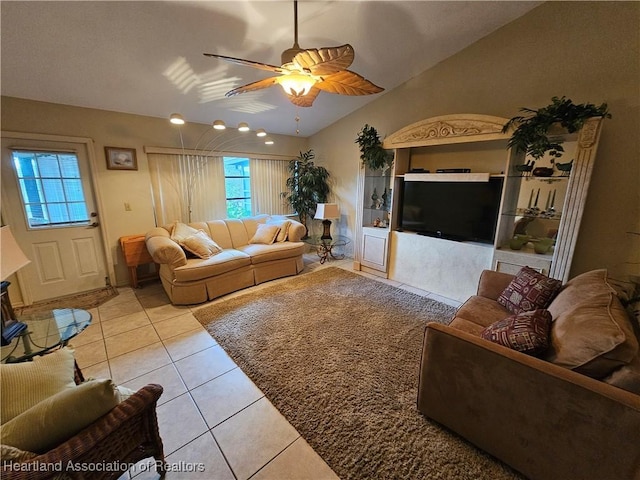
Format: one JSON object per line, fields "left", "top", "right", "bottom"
{"left": 0, "top": 347, "right": 76, "bottom": 424}
{"left": 0, "top": 379, "right": 121, "bottom": 453}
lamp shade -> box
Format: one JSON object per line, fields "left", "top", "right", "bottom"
{"left": 1, "top": 226, "right": 31, "bottom": 281}
{"left": 314, "top": 203, "right": 340, "bottom": 220}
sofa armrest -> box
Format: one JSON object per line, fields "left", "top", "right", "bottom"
{"left": 287, "top": 219, "right": 306, "bottom": 243}
{"left": 476, "top": 269, "right": 514, "bottom": 300}
{"left": 418, "top": 322, "right": 640, "bottom": 480}
{"left": 145, "top": 234, "right": 187, "bottom": 268}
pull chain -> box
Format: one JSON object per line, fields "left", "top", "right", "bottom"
{"left": 295, "top": 107, "right": 301, "bottom": 135}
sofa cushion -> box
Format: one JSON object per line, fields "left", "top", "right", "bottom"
{"left": 481, "top": 309, "right": 552, "bottom": 355}
{"left": 238, "top": 242, "right": 306, "bottom": 264}
{"left": 543, "top": 275, "right": 639, "bottom": 378}
{"left": 0, "top": 379, "right": 121, "bottom": 453}
{"left": 172, "top": 250, "right": 252, "bottom": 282}
{"left": 602, "top": 354, "right": 640, "bottom": 394}
{"left": 454, "top": 295, "right": 511, "bottom": 328}
{"left": 0, "top": 347, "right": 76, "bottom": 424}
{"left": 448, "top": 317, "right": 486, "bottom": 336}
{"left": 497, "top": 266, "right": 562, "bottom": 314}
{"left": 249, "top": 223, "right": 280, "bottom": 245}
{"left": 206, "top": 220, "right": 234, "bottom": 249}
{"left": 180, "top": 230, "right": 222, "bottom": 259}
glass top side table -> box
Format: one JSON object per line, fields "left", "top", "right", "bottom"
{"left": 304, "top": 235, "right": 351, "bottom": 264}
{"left": 1, "top": 308, "right": 92, "bottom": 363}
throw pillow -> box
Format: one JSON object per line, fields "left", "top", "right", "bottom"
{"left": 267, "top": 219, "right": 291, "bottom": 242}
{"left": 170, "top": 221, "right": 199, "bottom": 243}
{"left": 0, "top": 379, "right": 121, "bottom": 453}
{"left": 497, "top": 266, "right": 562, "bottom": 315}
{"left": 180, "top": 230, "right": 222, "bottom": 259}
{"left": 544, "top": 290, "right": 639, "bottom": 378}
{"left": 0, "top": 347, "right": 77, "bottom": 424}
{"left": 0, "top": 444, "right": 37, "bottom": 462}
{"left": 481, "top": 309, "right": 552, "bottom": 355}
{"left": 249, "top": 223, "right": 280, "bottom": 245}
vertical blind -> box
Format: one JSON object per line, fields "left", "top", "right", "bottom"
{"left": 148, "top": 153, "right": 293, "bottom": 225}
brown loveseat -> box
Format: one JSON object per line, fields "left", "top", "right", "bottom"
{"left": 145, "top": 214, "right": 306, "bottom": 305}
{"left": 418, "top": 268, "right": 640, "bottom": 480}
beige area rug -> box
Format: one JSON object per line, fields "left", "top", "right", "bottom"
{"left": 17, "top": 286, "right": 119, "bottom": 314}
{"left": 195, "top": 267, "right": 523, "bottom": 480}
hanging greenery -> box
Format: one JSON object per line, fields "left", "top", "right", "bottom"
{"left": 281, "top": 149, "right": 330, "bottom": 237}
{"left": 502, "top": 96, "right": 611, "bottom": 160}
{"left": 355, "top": 124, "right": 394, "bottom": 171}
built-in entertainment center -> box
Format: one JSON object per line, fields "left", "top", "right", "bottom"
{"left": 353, "top": 113, "right": 604, "bottom": 302}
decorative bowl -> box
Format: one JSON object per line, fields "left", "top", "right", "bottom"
{"left": 532, "top": 167, "right": 554, "bottom": 177}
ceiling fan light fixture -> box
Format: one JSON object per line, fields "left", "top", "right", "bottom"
{"left": 277, "top": 74, "right": 317, "bottom": 97}
{"left": 212, "top": 119, "right": 226, "bottom": 130}
{"left": 255, "top": 128, "right": 267, "bottom": 137}
{"left": 169, "top": 113, "right": 185, "bottom": 125}
{"left": 237, "top": 122, "right": 250, "bottom": 132}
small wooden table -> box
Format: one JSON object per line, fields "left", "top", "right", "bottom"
{"left": 119, "top": 235, "right": 158, "bottom": 288}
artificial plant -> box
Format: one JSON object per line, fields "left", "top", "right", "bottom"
{"left": 282, "top": 149, "right": 330, "bottom": 237}
{"left": 502, "top": 96, "right": 611, "bottom": 160}
{"left": 355, "top": 124, "right": 394, "bottom": 171}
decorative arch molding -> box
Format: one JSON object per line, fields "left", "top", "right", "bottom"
{"left": 383, "top": 114, "right": 510, "bottom": 149}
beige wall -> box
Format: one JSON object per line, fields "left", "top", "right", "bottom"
{"left": 2, "top": 1, "right": 638, "bottom": 299}
{"left": 310, "top": 1, "right": 640, "bottom": 281}
{"left": 0, "top": 98, "right": 308, "bottom": 287}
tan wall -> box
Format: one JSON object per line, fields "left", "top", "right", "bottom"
{"left": 310, "top": 1, "right": 640, "bottom": 281}
{"left": 0, "top": 98, "right": 308, "bottom": 288}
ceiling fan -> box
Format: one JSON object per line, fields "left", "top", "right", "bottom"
{"left": 203, "top": 1, "right": 384, "bottom": 107}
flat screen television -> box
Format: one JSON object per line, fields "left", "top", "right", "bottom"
{"left": 399, "top": 177, "right": 504, "bottom": 244}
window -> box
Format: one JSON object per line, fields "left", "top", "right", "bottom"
{"left": 224, "top": 157, "right": 251, "bottom": 218}
{"left": 12, "top": 150, "right": 89, "bottom": 228}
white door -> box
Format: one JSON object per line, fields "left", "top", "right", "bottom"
{"left": 1, "top": 135, "right": 108, "bottom": 303}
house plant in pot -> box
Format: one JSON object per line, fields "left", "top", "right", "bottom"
{"left": 502, "top": 96, "right": 611, "bottom": 162}
{"left": 355, "top": 124, "right": 394, "bottom": 171}
{"left": 282, "top": 149, "right": 330, "bottom": 238}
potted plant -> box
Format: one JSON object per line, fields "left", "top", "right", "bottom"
{"left": 282, "top": 149, "right": 330, "bottom": 237}
{"left": 355, "top": 124, "right": 394, "bottom": 171}
{"left": 502, "top": 96, "right": 611, "bottom": 160}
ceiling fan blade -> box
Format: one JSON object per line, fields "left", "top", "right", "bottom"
{"left": 293, "top": 44, "right": 355, "bottom": 75}
{"left": 287, "top": 87, "right": 320, "bottom": 107}
{"left": 226, "top": 76, "right": 280, "bottom": 97}
{"left": 204, "top": 53, "right": 284, "bottom": 74}
{"left": 315, "top": 70, "right": 384, "bottom": 96}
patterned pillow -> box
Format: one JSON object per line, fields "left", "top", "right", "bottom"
{"left": 481, "top": 309, "right": 552, "bottom": 355}
{"left": 497, "top": 266, "right": 562, "bottom": 314}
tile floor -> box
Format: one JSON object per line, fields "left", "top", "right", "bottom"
{"left": 71, "top": 255, "right": 461, "bottom": 480}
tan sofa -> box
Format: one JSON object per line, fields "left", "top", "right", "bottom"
{"left": 418, "top": 269, "right": 640, "bottom": 480}
{"left": 145, "top": 215, "right": 306, "bottom": 305}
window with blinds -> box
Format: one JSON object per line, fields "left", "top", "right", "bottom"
{"left": 11, "top": 150, "right": 89, "bottom": 228}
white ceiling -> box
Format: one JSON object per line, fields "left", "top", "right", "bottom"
{"left": 1, "top": 1, "right": 540, "bottom": 137}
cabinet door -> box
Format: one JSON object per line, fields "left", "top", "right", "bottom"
{"left": 361, "top": 227, "right": 389, "bottom": 272}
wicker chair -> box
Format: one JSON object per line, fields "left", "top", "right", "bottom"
{"left": 1, "top": 364, "right": 166, "bottom": 480}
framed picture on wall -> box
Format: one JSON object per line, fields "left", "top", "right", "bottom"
{"left": 105, "top": 147, "right": 138, "bottom": 171}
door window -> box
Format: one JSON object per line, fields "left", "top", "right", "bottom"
{"left": 11, "top": 150, "right": 89, "bottom": 228}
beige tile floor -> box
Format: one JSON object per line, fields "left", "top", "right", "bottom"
{"left": 71, "top": 255, "right": 461, "bottom": 480}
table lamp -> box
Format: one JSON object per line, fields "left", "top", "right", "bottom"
{"left": 314, "top": 203, "right": 340, "bottom": 240}
{"left": 1, "top": 226, "right": 31, "bottom": 345}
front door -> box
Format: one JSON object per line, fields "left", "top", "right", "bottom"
{"left": 1, "top": 134, "right": 108, "bottom": 303}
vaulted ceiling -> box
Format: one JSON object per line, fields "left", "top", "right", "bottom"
{"left": 1, "top": 1, "right": 540, "bottom": 136}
